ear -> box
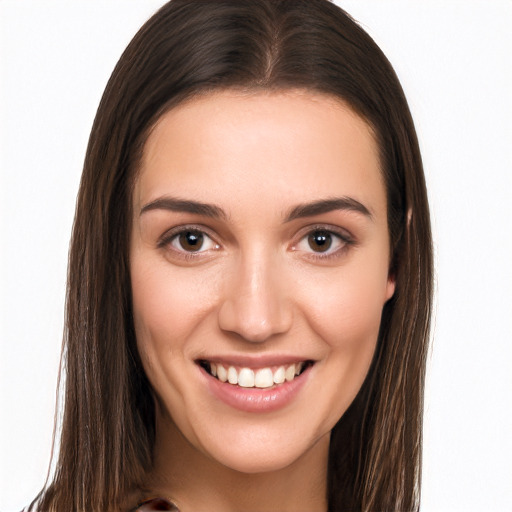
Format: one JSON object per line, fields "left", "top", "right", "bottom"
{"left": 385, "top": 207, "right": 411, "bottom": 301}
{"left": 385, "top": 273, "right": 396, "bottom": 301}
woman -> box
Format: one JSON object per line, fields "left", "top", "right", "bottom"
{"left": 30, "top": 0, "right": 433, "bottom": 510}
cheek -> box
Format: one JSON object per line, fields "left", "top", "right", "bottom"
{"left": 131, "top": 264, "right": 204, "bottom": 424}
{"left": 131, "top": 261, "right": 218, "bottom": 349}
{"left": 303, "top": 264, "right": 388, "bottom": 349}
{"left": 130, "top": 257, "right": 230, "bottom": 416}
{"left": 297, "top": 260, "right": 389, "bottom": 413}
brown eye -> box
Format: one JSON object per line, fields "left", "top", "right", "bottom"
{"left": 178, "top": 230, "right": 204, "bottom": 252}
{"left": 294, "top": 227, "right": 351, "bottom": 259}
{"left": 166, "top": 228, "right": 219, "bottom": 255}
{"left": 160, "top": 226, "right": 220, "bottom": 261}
{"left": 307, "top": 231, "right": 333, "bottom": 252}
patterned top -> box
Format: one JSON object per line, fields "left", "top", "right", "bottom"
{"left": 23, "top": 497, "right": 179, "bottom": 511}
{"left": 133, "top": 497, "right": 179, "bottom": 511}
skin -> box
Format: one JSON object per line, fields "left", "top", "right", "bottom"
{"left": 130, "top": 90, "right": 395, "bottom": 512}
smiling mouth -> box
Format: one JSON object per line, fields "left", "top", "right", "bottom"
{"left": 198, "top": 360, "right": 314, "bottom": 389}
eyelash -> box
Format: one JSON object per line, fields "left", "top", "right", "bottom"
{"left": 158, "top": 224, "right": 355, "bottom": 262}
{"left": 158, "top": 225, "right": 220, "bottom": 261}
{"left": 292, "top": 224, "right": 355, "bottom": 261}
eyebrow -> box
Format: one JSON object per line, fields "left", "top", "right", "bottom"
{"left": 140, "top": 195, "right": 373, "bottom": 222}
{"left": 140, "top": 197, "right": 227, "bottom": 219}
{"left": 284, "top": 197, "right": 373, "bottom": 222}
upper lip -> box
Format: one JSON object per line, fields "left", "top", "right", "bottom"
{"left": 195, "top": 354, "right": 314, "bottom": 369}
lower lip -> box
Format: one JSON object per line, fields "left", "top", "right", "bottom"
{"left": 199, "top": 365, "right": 312, "bottom": 413}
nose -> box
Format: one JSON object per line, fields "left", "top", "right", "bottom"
{"left": 217, "top": 252, "right": 293, "bottom": 343}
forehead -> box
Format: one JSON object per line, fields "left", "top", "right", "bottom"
{"left": 135, "top": 90, "right": 385, "bottom": 218}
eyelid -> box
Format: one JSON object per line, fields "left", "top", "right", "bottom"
{"left": 158, "top": 224, "right": 221, "bottom": 254}
{"left": 293, "top": 223, "right": 354, "bottom": 243}
{"left": 157, "top": 223, "right": 354, "bottom": 262}
{"left": 290, "top": 224, "right": 355, "bottom": 259}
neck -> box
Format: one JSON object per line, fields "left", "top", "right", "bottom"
{"left": 145, "top": 410, "right": 329, "bottom": 512}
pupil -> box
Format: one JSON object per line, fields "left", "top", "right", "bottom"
{"left": 179, "top": 231, "right": 204, "bottom": 251}
{"left": 308, "top": 231, "right": 332, "bottom": 252}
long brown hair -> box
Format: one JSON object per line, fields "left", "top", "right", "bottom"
{"left": 34, "top": 1, "right": 433, "bottom": 510}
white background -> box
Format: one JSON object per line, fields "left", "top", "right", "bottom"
{"left": 1, "top": 1, "right": 511, "bottom": 511}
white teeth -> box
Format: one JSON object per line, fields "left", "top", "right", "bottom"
{"left": 217, "top": 364, "right": 228, "bottom": 382}
{"left": 254, "top": 368, "right": 274, "bottom": 388}
{"left": 238, "top": 368, "right": 255, "bottom": 388}
{"left": 285, "top": 365, "right": 296, "bottom": 382}
{"left": 207, "top": 361, "right": 308, "bottom": 388}
{"left": 273, "top": 366, "right": 285, "bottom": 384}
{"left": 227, "top": 366, "right": 238, "bottom": 385}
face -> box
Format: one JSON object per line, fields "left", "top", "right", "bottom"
{"left": 130, "top": 90, "right": 395, "bottom": 474}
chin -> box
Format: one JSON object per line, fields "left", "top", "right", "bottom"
{"left": 209, "top": 444, "right": 310, "bottom": 474}
{"left": 191, "top": 418, "right": 332, "bottom": 475}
